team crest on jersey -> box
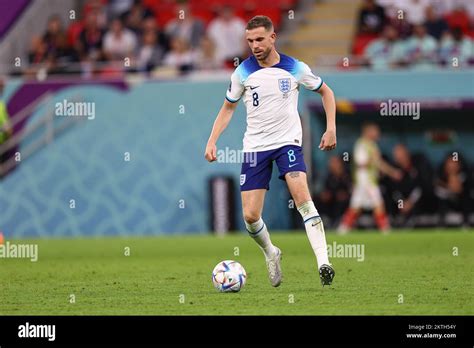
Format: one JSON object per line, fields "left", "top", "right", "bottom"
{"left": 240, "top": 174, "right": 246, "bottom": 186}
{"left": 278, "top": 78, "right": 291, "bottom": 93}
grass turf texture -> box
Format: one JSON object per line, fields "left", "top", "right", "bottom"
{"left": 0, "top": 230, "right": 472, "bottom": 315}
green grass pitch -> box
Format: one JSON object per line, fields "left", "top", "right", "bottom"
{"left": 0, "top": 230, "right": 472, "bottom": 315}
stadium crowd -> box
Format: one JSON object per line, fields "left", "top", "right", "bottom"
{"left": 23, "top": 0, "right": 294, "bottom": 76}
{"left": 355, "top": 0, "right": 474, "bottom": 69}
{"left": 22, "top": 0, "right": 474, "bottom": 76}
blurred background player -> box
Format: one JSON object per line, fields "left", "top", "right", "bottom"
{"left": 338, "top": 122, "right": 401, "bottom": 234}
{"left": 389, "top": 143, "right": 423, "bottom": 227}
{"left": 435, "top": 153, "right": 472, "bottom": 227}
{"left": 204, "top": 16, "right": 337, "bottom": 287}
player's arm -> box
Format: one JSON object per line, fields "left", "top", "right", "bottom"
{"left": 316, "top": 82, "right": 337, "bottom": 151}
{"left": 204, "top": 99, "right": 238, "bottom": 162}
{"left": 205, "top": 67, "right": 244, "bottom": 162}
{"left": 375, "top": 151, "right": 402, "bottom": 180}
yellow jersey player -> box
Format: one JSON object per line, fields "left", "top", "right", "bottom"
{"left": 338, "top": 122, "right": 401, "bottom": 233}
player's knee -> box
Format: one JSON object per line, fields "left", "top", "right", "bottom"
{"left": 243, "top": 210, "right": 261, "bottom": 224}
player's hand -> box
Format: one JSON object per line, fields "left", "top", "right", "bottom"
{"left": 319, "top": 130, "right": 336, "bottom": 151}
{"left": 391, "top": 169, "right": 403, "bottom": 181}
{"left": 400, "top": 200, "right": 413, "bottom": 214}
{"left": 205, "top": 142, "right": 217, "bottom": 162}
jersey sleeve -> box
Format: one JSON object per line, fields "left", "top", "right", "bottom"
{"left": 225, "top": 68, "right": 245, "bottom": 103}
{"left": 296, "top": 61, "right": 323, "bottom": 91}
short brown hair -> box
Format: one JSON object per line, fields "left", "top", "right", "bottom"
{"left": 246, "top": 15, "right": 274, "bottom": 31}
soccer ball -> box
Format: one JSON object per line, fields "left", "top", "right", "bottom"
{"left": 212, "top": 260, "right": 247, "bottom": 292}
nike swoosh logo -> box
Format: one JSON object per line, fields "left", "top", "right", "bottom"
{"left": 289, "top": 163, "right": 299, "bottom": 168}
{"left": 249, "top": 86, "right": 260, "bottom": 90}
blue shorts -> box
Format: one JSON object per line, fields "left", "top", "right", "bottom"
{"left": 240, "top": 145, "right": 307, "bottom": 191}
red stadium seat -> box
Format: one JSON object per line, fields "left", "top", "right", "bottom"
{"left": 153, "top": 2, "right": 176, "bottom": 27}
{"left": 250, "top": 8, "right": 282, "bottom": 27}
{"left": 146, "top": 0, "right": 291, "bottom": 29}
{"left": 352, "top": 33, "right": 378, "bottom": 56}
{"left": 191, "top": 8, "right": 215, "bottom": 24}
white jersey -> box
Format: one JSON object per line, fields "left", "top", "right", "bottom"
{"left": 225, "top": 53, "right": 323, "bottom": 152}
{"left": 353, "top": 138, "right": 380, "bottom": 186}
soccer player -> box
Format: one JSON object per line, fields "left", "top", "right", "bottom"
{"left": 204, "top": 16, "right": 337, "bottom": 287}
{"left": 338, "top": 122, "right": 402, "bottom": 234}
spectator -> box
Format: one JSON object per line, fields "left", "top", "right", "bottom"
{"left": 364, "top": 25, "right": 404, "bottom": 69}
{"left": 108, "top": 0, "right": 134, "bottom": 19}
{"left": 389, "top": 144, "right": 424, "bottom": 226}
{"left": 424, "top": 5, "right": 449, "bottom": 40}
{"left": 207, "top": 5, "right": 246, "bottom": 65}
{"left": 165, "top": 2, "right": 205, "bottom": 49}
{"left": 445, "top": 5, "right": 470, "bottom": 35}
{"left": 439, "top": 27, "right": 474, "bottom": 67}
{"left": 51, "top": 35, "right": 80, "bottom": 73}
{"left": 382, "top": 1, "right": 412, "bottom": 39}
{"left": 318, "top": 156, "right": 351, "bottom": 228}
{"left": 357, "top": 0, "right": 386, "bottom": 34}
{"left": 162, "top": 37, "right": 195, "bottom": 73}
{"left": 141, "top": 17, "right": 169, "bottom": 52}
{"left": 402, "top": 0, "right": 429, "bottom": 26}
{"left": 28, "top": 36, "right": 50, "bottom": 65}
{"left": 43, "top": 15, "right": 67, "bottom": 57}
{"left": 194, "top": 36, "right": 224, "bottom": 70}
{"left": 402, "top": 24, "right": 438, "bottom": 69}
{"left": 76, "top": 12, "right": 105, "bottom": 62}
{"left": 435, "top": 154, "right": 471, "bottom": 226}
{"left": 103, "top": 18, "right": 138, "bottom": 60}
{"left": 122, "top": 0, "right": 154, "bottom": 35}
{"left": 83, "top": 0, "right": 109, "bottom": 30}
{"left": 135, "top": 30, "right": 164, "bottom": 72}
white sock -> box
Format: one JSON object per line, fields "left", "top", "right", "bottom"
{"left": 245, "top": 217, "right": 277, "bottom": 260}
{"left": 297, "top": 201, "right": 330, "bottom": 268}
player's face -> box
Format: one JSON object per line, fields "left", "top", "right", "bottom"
{"left": 393, "top": 145, "right": 409, "bottom": 167}
{"left": 329, "top": 156, "right": 343, "bottom": 175}
{"left": 245, "top": 27, "right": 276, "bottom": 61}
{"left": 369, "top": 125, "right": 380, "bottom": 140}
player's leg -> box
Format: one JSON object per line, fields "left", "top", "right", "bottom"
{"left": 373, "top": 205, "right": 390, "bottom": 232}
{"left": 284, "top": 171, "right": 334, "bottom": 285}
{"left": 338, "top": 186, "right": 363, "bottom": 234}
{"left": 275, "top": 145, "right": 334, "bottom": 285}
{"left": 338, "top": 208, "right": 360, "bottom": 234}
{"left": 242, "top": 189, "right": 277, "bottom": 258}
{"left": 240, "top": 151, "right": 281, "bottom": 287}
{"left": 370, "top": 186, "right": 390, "bottom": 232}
{"left": 242, "top": 189, "right": 282, "bottom": 287}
